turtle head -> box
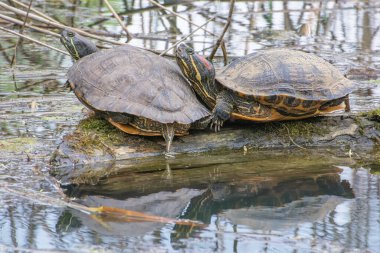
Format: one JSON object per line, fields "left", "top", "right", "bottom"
{"left": 60, "top": 30, "right": 98, "bottom": 60}
{"left": 175, "top": 43, "right": 216, "bottom": 91}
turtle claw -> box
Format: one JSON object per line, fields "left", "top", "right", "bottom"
{"left": 210, "top": 116, "right": 224, "bottom": 132}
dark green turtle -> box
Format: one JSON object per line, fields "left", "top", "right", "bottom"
{"left": 175, "top": 43, "right": 355, "bottom": 131}
{"left": 60, "top": 31, "right": 210, "bottom": 153}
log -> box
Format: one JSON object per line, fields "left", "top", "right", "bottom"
{"left": 50, "top": 110, "right": 380, "bottom": 184}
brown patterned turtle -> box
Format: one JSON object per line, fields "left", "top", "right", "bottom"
{"left": 175, "top": 43, "right": 355, "bottom": 131}
{"left": 61, "top": 31, "right": 210, "bottom": 153}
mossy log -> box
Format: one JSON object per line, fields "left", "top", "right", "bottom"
{"left": 50, "top": 111, "right": 380, "bottom": 170}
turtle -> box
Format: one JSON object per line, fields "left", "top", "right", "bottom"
{"left": 60, "top": 30, "right": 211, "bottom": 153}
{"left": 175, "top": 43, "right": 356, "bottom": 131}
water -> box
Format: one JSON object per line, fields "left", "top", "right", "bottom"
{"left": 0, "top": 0, "right": 380, "bottom": 252}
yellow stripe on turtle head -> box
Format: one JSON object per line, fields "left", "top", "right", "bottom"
{"left": 70, "top": 37, "right": 80, "bottom": 60}
{"left": 190, "top": 55, "right": 202, "bottom": 83}
{"left": 179, "top": 58, "right": 190, "bottom": 77}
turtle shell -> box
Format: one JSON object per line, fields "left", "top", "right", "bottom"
{"left": 68, "top": 44, "right": 210, "bottom": 124}
{"left": 216, "top": 49, "right": 355, "bottom": 101}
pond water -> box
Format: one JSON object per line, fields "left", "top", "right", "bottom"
{"left": 0, "top": 0, "right": 380, "bottom": 252}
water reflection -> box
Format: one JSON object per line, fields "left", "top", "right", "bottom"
{"left": 2, "top": 157, "right": 377, "bottom": 252}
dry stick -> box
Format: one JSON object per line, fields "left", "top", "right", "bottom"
{"left": 103, "top": 0, "right": 132, "bottom": 42}
{"left": 159, "top": 16, "right": 216, "bottom": 56}
{"left": 10, "top": 0, "right": 58, "bottom": 23}
{"left": 208, "top": 0, "right": 235, "bottom": 62}
{"left": 146, "top": 0, "right": 217, "bottom": 37}
{"left": 10, "top": 0, "right": 33, "bottom": 67}
{"left": 0, "top": 2, "right": 124, "bottom": 46}
{"left": 147, "top": 0, "right": 229, "bottom": 62}
{"left": 0, "top": 26, "right": 70, "bottom": 55}
{"left": 0, "top": 13, "right": 60, "bottom": 37}
{"left": 0, "top": 2, "right": 174, "bottom": 56}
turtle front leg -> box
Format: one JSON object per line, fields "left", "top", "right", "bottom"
{"left": 162, "top": 123, "right": 175, "bottom": 155}
{"left": 210, "top": 90, "right": 234, "bottom": 132}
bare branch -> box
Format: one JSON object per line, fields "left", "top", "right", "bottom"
{"left": 159, "top": 16, "right": 215, "bottom": 56}
{"left": 103, "top": 0, "right": 132, "bottom": 42}
{"left": 0, "top": 26, "right": 70, "bottom": 55}
{"left": 208, "top": 0, "right": 235, "bottom": 63}
{"left": 147, "top": 0, "right": 218, "bottom": 37}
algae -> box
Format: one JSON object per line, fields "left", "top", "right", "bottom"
{"left": 66, "top": 116, "right": 126, "bottom": 154}
{"left": 361, "top": 108, "right": 380, "bottom": 122}
{"left": 265, "top": 120, "right": 329, "bottom": 140}
{"left": 0, "top": 137, "right": 37, "bottom": 152}
{"left": 368, "top": 79, "right": 380, "bottom": 85}
{"left": 78, "top": 116, "right": 126, "bottom": 144}
{"left": 353, "top": 117, "right": 365, "bottom": 135}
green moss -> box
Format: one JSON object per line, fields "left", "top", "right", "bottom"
{"left": 78, "top": 116, "right": 126, "bottom": 144}
{"left": 0, "top": 137, "right": 37, "bottom": 152}
{"left": 368, "top": 79, "right": 380, "bottom": 85}
{"left": 353, "top": 117, "right": 365, "bottom": 135}
{"left": 67, "top": 132, "right": 102, "bottom": 154}
{"left": 361, "top": 108, "right": 380, "bottom": 122}
{"left": 264, "top": 120, "right": 329, "bottom": 140}
{"left": 66, "top": 116, "right": 127, "bottom": 154}
{"left": 368, "top": 163, "right": 380, "bottom": 175}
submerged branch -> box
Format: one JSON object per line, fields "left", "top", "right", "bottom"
{"left": 0, "top": 183, "right": 205, "bottom": 227}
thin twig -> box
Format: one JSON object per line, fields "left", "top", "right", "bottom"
{"left": 159, "top": 16, "right": 215, "bottom": 56}
{"left": 9, "top": 0, "right": 58, "bottom": 23}
{"left": 0, "top": 13, "right": 60, "bottom": 37}
{"left": 147, "top": 0, "right": 217, "bottom": 37}
{"left": 208, "top": 0, "right": 235, "bottom": 62}
{"left": 10, "top": 0, "right": 33, "bottom": 67}
{"left": 0, "top": 26, "right": 70, "bottom": 55}
{"left": 283, "top": 124, "right": 306, "bottom": 150}
{"left": 0, "top": 2, "right": 124, "bottom": 46}
{"left": 0, "top": 2, "right": 179, "bottom": 56}
{"left": 103, "top": 0, "right": 132, "bottom": 42}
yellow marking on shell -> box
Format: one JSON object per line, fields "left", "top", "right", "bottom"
{"left": 231, "top": 109, "right": 321, "bottom": 122}
{"left": 318, "top": 103, "right": 344, "bottom": 113}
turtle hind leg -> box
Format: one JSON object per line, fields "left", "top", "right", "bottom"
{"left": 162, "top": 123, "right": 175, "bottom": 155}
{"left": 191, "top": 116, "right": 212, "bottom": 130}
{"left": 344, "top": 94, "right": 351, "bottom": 112}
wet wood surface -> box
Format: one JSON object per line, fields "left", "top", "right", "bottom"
{"left": 51, "top": 112, "right": 380, "bottom": 168}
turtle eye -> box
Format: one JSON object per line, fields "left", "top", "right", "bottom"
{"left": 186, "top": 47, "right": 194, "bottom": 55}
{"left": 68, "top": 31, "right": 75, "bottom": 37}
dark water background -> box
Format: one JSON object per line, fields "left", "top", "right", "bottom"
{"left": 0, "top": 0, "right": 380, "bottom": 252}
